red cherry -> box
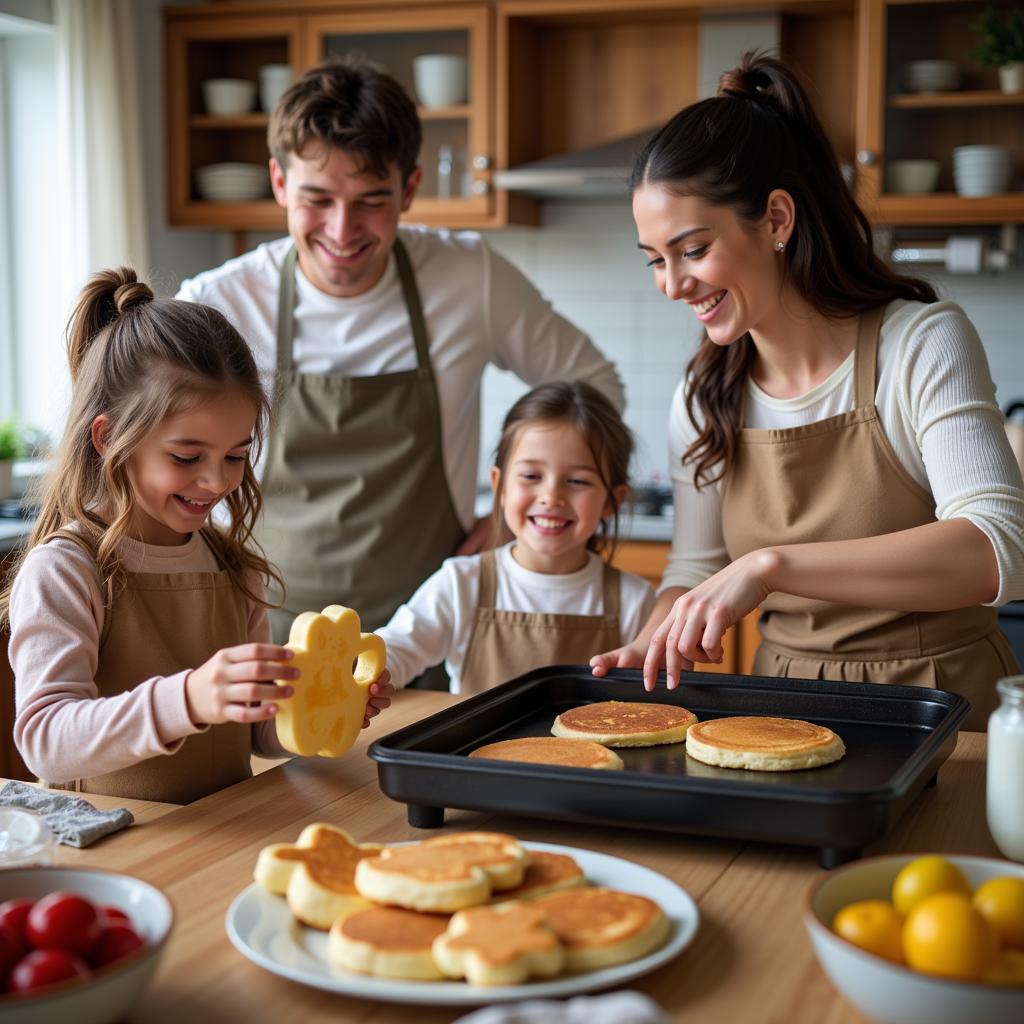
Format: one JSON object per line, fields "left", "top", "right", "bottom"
{"left": 0, "top": 899, "right": 34, "bottom": 951}
{"left": 99, "top": 905, "right": 130, "bottom": 924}
{"left": 0, "top": 923, "right": 24, "bottom": 985}
{"left": 9, "top": 948, "right": 90, "bottom": 993}
{"left": 90, "top": 923, "right": 146, "bottom": 968}
{"left": 25, "top": 892, "right": 102, "bottom": 956}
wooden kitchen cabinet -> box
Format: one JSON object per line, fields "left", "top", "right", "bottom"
{"left": 165, "top": 2, "right": 498, "bottom": 233}
{"left": 609, "top": 540, "right": 762, "bottom": 676}
{"left": 855, "top": 0, "right": 1024, "bottom": 225}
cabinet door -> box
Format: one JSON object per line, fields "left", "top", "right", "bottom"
{"left": 165, "top": 13, "right": 301, "bottom": 230}
{"left": 856, "top": 0, "right": 1024, "bottom": 226}
{"left": 303, "top": 6, "right": 494, "bottom": 228}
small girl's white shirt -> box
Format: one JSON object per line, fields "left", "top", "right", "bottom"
{"left": 378, "top": 541, "right": 655, "bottom": 693}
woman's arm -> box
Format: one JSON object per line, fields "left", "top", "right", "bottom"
{"left": 644, "top": 517, "right": 998, "bottom": 691}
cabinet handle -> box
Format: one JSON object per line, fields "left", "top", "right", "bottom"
{"left": 472, "top": 154, "right": 490, "bottom": 171}
{"left": 470, "top": 179, "right": 490, "bottom": 196}
{"left": 856, "top": 149, "right": 877, "bottom": 167}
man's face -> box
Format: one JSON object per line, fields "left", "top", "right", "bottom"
{"left": 270, "top": 145, "right": 421, "bottom": 298}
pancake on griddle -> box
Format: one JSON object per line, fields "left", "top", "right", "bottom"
{"left": 328, "top": 906, "right": 451, "bottom": 980}
{"left": 532, "top": 886, "right": 670, "bottom": 970}
{"left": 490, "top": 850, "right": 587, "bottom": 902}
{"left": 551, "top": 700, "right": 696, "bottom": 747}
{"left": 469, "top": 736, "right": 623, "bottom": 770}
{"left": 685, "top": 715, "right": 845, "bottom": 771}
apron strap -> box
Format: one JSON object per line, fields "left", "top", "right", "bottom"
{"left": 392, "top": 238, "right": 433, "bottom": 374}
{"left": 853, "top": 305, "right": 887, "bottom": 409}
{"left": 478, "top": 548, "right": 498, "bottom": 609}
{"left": 276, "top": 245, "right": 299, "bottom": 375}
{"left": 600, "top": 560, "right": 620, "bottom": 618}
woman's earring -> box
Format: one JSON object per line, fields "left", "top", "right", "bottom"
{"left": 774, "top": 240, "right": 786, "bottom": 253}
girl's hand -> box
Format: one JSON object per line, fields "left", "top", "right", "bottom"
{"left": 185, "top": 643, "right": 297, "bottom": 726}
{"left": 645, "top": 550, "right": 775, "bottom": 691}
{"left": 589, "top": 639, "right": 649, "bottom": 677}
{"left": 362, "top": 671, "right": 395, "bottom": 728}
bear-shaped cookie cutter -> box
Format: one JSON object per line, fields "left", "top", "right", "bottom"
{"left": 274, "top": 605, "right": 386, "bottom": 757}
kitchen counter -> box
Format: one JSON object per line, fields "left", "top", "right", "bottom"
{"left": 31, "top": 689, "right": 1000, "bottom": 1023}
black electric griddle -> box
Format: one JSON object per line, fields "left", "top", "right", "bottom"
{"left": 369, "top": 667, "right": 970, "bottom": 868}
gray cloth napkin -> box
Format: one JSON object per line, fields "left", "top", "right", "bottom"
{"left": 453, "top": 992, "right": 669, "bottom": 1024}
{"left": 0, "top": 781, "right": 134, "bottom": 848}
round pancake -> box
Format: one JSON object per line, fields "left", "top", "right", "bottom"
{"left": 552, "top": 701, "right": 696, "bottom": 747}
{"left": 490, "top": 850, "right": 587, "bottom": 902}
{"left": 685, "top": 715, "right": 845, "bottom": 771}
{"left": 328, "top": 906, "right": 450, "bottom": 980}
{"left": 469, "top": 737, "right": 623, "bottom": 770}
{"left": 532, "top": 886, "right": 670, "bottom": 970}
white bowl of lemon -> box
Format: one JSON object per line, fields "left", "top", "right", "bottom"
{"left": 804, "top": 853, "right": 1024, "bottom": 1024}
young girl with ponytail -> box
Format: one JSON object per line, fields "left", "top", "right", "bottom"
{"left": 1, "top": 267, "right": 392, "bottom": 801}
{"left": 591, "top": 54, "right": 1023, "bottom": 729}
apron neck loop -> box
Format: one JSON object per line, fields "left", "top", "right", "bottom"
{"left": 853, "top": 306, "right": 886, "bottom": 409}
{"left": 392, "top": 238, "right": 432, "bottom": 371}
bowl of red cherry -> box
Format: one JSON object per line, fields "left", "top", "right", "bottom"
{"left": 0, "top": 867, "right": 173, "bottom": 1023}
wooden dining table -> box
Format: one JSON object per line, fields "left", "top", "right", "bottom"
{"left": 23, "top": 689, "right": 1003, "bottom": 1023}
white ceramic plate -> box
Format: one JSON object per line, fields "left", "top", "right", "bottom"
{"left": 225, "top": 841, "right": 699, "bottom": 1006}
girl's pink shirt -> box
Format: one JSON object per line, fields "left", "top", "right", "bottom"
{"left": 8, "top": 530, "right": 288, "bottom": 783}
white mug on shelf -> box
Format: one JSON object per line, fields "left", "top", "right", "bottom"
{"left": 259, "top": 63, "right": 293, "bottom": 113}
{"left": 413, "top": 54, "right": 468, "bottom": 108}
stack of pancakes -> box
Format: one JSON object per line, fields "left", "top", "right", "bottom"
{"left": 254, "top": 827, "right": 669, "bottom": 986}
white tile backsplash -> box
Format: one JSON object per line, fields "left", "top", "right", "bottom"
{"left": 483, "top": 203, "right": 1024, "bottom": 489}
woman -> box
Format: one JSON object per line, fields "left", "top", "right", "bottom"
{"left": 591, "top": 54, "right": 1024, "bottom": 729}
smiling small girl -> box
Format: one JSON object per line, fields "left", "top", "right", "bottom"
{"left": 0, "top": 267, "right": 391, "bottom": 801}
{"left": 377, "top": 381, "right": 654, "bottom": 695}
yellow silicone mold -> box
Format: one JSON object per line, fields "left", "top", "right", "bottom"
{"left": 275, "top": 605, "right": 386, "bottom": 757}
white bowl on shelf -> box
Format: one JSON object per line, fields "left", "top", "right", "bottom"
{"left": 904, "top": 60, "right": 959, "bottom": 93}
{"left": 195, "top": 162, "right": 269, "bottom": 201}
{"left": 413, "top": 54, "right": 468, "bottom": 108}
{"left": 885, "top": 159, "right": 940, "bottom": 195}
{"left": 804, "top": 853, "right": 1024, "bottom": 1024}
{"left": 952, "top": 146, "right": 1014, "bottom": 197}
{"left": 202, "top": 78, "right": 256, "bottom": 116}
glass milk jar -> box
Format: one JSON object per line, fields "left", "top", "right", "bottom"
{"left": 987, "top": 676, "right": 1024, "bottom": 861}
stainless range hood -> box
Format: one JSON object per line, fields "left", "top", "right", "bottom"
{"left": 493, "top": 128, "right": 655, "bottom": 198}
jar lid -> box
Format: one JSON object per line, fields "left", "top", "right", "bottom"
{"left": 0, "top": 807, "right": 55, "bottom": 868}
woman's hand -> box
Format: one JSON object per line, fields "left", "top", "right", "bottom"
{"left": 362, "top": 671, "right": 395, "bottom": 728}
{"left": 645, "top": 550, "right": 777, "bottom": 691}
{"left": 185, "top": 643, "right": 297, "bottom": 726}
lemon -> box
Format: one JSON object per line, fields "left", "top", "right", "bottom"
{"left": 903, "top": 891, "right": 999, "bottom": 981}
{"left": 832, "top": 899, "right": 904, "bottom": 963}
{"left": 973, "top": 876, "right": 1024, "bottom": 948}
{"left": 891, "top": 855, "right": 970, "bottom": 916}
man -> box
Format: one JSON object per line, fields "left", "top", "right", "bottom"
{"left": 177, "top": 57, "right": 624, "bottom": 641}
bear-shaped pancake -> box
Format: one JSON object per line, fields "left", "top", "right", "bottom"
{"left": 274, "top": 605, "right": 386, "bottom": 757}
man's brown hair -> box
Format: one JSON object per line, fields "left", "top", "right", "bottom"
{"left": 268, "top": 55, "right": 421, "bottom": 182}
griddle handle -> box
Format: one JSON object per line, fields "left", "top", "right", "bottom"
{"left": 818, "top": 846, "right": 861, "bottom": 869}
{"left": 408, "top": 803, "right": 445, "bottom": 829}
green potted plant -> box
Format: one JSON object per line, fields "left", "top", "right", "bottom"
{"left": 0, "top": 417, "right": 24, "bottom": 501}
{"left": 971, "top": 6, "right": 1024, "bottom": 93}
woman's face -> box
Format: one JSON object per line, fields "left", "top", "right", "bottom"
{"left": 632, "top": 184, "right": 785, "bottom": 347}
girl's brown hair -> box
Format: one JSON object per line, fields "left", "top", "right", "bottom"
{"left": 491, "top": 381, "right": 633, "bottom": 559}
{"left": 0, "top": 267, "right": 282, "bottom": 626}
{"left": 630, "top": 52, "right": 938, "bottom": 489}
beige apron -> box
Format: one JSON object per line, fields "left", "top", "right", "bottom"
{"left": 721, "top": 306, "right": 1018, "bottom": 730}
{"left": 459, "top": 549, "right": 623, "bottom": 696}
{"left": 261, "top": 241, "right": 464, "bottom": 640}
{"left": 52, "top": 544, "right": 253, "bottom": 803}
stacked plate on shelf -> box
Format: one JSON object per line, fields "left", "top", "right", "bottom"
{"left": 195, "top": 162, "right": 270, "bottom": 201}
